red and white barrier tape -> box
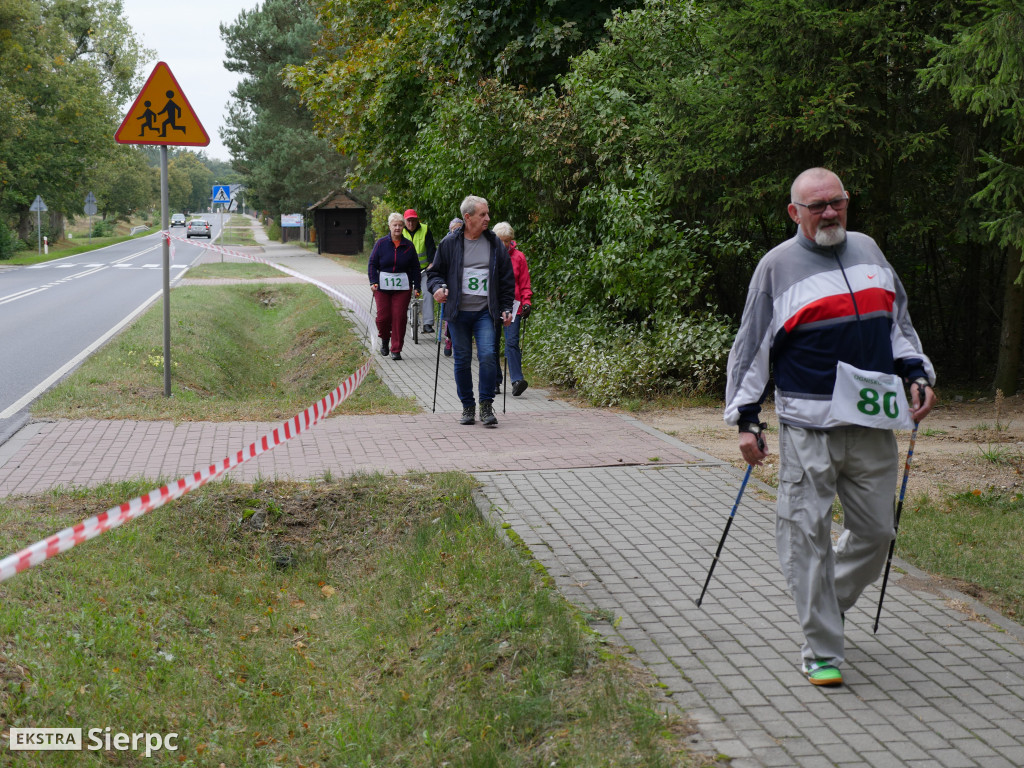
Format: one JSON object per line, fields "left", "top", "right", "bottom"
{"left": 0, "top": 234, "right": 377, "bottom": 584}
{"left": 0, "top": 359, "right": 371, "bottom": 584}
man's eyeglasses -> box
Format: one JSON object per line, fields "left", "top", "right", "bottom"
{"left": 792, "top": 195, "right": 849, "bottom": 215}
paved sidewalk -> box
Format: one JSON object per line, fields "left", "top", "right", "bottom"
{"left": 1, "top": 221, "right": 1022, "bottom": 767}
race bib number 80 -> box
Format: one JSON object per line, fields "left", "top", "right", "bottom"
{"left": 828, "top": 362, "right": 914, "bottom": 430}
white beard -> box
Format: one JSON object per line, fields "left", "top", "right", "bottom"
{"left": 815, "top": 224, "right": 847, "bottom": 247}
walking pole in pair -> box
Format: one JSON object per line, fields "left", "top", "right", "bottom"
{"left": 873, "top": 420, "right": 920, "bottom": 633}
{"left": 692, "top": 436, "right": 765, "bottom": 610}
{"left": 502, "top": 334, "right": 508, "bottom": 414}
{"left": 431, "top": 290, "right": 445, "bottom": 413}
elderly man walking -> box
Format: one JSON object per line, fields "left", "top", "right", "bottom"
{"left": 724, "top": 167, "right": 937, "bottom": 687}
{"left": 427, "top": 195, "right": 514, "bottom": 427}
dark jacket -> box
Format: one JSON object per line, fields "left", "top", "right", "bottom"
{"left": 427, "top": 228, "right": 514, "bottom": 323}
{"left": 368, "top": 235, "right": 421, "bottom": 291}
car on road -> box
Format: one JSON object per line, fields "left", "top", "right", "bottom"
{"left": 186, "top": 219, "right": 211, "bottom": 239}
{"left": 170, "top": 213, "right": 186, "bottom": 227}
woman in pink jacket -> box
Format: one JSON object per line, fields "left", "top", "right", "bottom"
{"left": 492, "top": 222, "right": 532, "bottom": 396}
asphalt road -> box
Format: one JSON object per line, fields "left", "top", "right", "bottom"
{"left": 0, "top": 222, "right": 219, "bottom": 443}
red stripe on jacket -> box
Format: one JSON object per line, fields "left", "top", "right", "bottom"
{"left": 784, "top": 287, "right": 894, "bottom": 334}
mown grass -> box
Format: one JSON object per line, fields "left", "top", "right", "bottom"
{"left": 185, "top": 262, "right": 283, "bottom": 280}
{"left": 218, "top": 215, "right": 258, "bottom": 247}
{"left": 32, "top": 278, "right": 415, "bottom": 420}
{"left": 0, "top": 475, "right": 706, "bottom": 767}
{"left": 3, "top": 228, "right": 159, "bottom": 265}
{"left": 896, "top": 488, "right": 1024, "bottom": 623}
{"left": 318, "top": 252, "right": 369, "bottom": 274}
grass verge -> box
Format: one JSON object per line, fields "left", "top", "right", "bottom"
{"left": 218, "top": 215, "right": 258, "bottom": 247}
{"left": 896, "top": 488, "right": 1024, "bottom": 624}
{"left": 184, "top": 263, "right": 283, "bottom": 280}
{"left": 3, "top": 229, "right": 159, "bottom": 266}
{"left": 32, "top": 280, "right": 415, "bottom": 420}
{"left": 0, "top": 474, "right": 706, "bottom": 767}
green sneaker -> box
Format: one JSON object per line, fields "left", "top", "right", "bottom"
{"left": 803, "top": 660, "right": 843, "bottom": 687}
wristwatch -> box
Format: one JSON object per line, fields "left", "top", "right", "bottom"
{"left": 739, "top": 421, "right": 768, "bottom": 451}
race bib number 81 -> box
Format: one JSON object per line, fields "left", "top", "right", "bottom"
{"left": 462, "top": 268, "right": 489, "bottom": 296}
{"left": 828, "top": 362, "right": 914, "bottom": 430}
{"left": 462, "top": 267, "right": 488, "bottom": 297}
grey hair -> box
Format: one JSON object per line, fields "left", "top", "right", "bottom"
{"left": 387, "top": 212, "right": 404, "bottom": 226}
{"left": 459, "top": 195, "right": 488, "bottom": 218}
{"left": 492, "top": 221, "right": 514, "bottom": 241}
{"left": 790, "top": 167, "right": 844, "bottom": 203}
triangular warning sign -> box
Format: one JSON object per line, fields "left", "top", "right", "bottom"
{"left": 115, "top": 62, "right": 210, "bottom": 147}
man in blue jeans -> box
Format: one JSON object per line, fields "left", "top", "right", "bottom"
{"left": 427, "top": 195, "right": 515, "bottom": 426}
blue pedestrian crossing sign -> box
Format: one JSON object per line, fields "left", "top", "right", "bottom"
{"left": 212, "top": 185, "right": 231, "bottom": 203}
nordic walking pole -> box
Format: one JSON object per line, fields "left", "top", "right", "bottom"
{"left": 696, "top": 454, "right": 757, "bottom": 607}
{"left": 873, "top": 420, "right": 920, "bottom": 633}
{"left": 502, "top": 332, "right": 508, "bottom": 414}
{"left": 431, "top": 289, "right": 446, "bottom": 413}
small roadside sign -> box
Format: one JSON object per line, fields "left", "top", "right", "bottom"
{"left": 114, "top": 62, "right": 209, "bottom": 147}
{"left": 84, "top": 192, "right": 97, "bottom": 217}
{"left": 29, "top": 196, "right": 47, "bottom": 212}
{"left": 212, "top": 185, "right": 231, "bottom": 203}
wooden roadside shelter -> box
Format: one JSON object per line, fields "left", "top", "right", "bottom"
{"left": 308, "top": 190, "right": 366, "bottom": 255}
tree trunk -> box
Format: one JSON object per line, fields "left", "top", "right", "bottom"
{"left": 993, "top": 245, "right": 1024, "bottom": 395}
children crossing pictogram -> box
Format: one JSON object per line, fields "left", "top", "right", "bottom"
{"left": 115, "top": 62, "right": 209, "bottom": 147}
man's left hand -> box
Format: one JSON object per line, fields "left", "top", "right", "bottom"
{"left": 502, "top": 311, "right": 513, "bottom": 327}
{"left": 910, "top": 379, "right": 937, "bottom": 422}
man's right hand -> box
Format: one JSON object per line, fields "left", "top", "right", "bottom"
{"left": 433, "top": 285, "right": 448, "bottom": 303}
{"left": 739, "top": 431, "right": 768, "bottom": 467}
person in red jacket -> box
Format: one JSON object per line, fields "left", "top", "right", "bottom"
{"left": 492, "top": 222, "right": 532, "bottom": 396}
{"left": 368, "top": 212, "right": 421, "bottom": 360}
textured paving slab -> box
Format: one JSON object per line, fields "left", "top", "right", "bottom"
{"left": 0, "top": 411, "right": 706, "bottom": 495}
{"left": 478, "top": 465, "right": 1024, "bottom": 768}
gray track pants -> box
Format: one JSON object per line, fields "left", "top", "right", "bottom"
{"left": 776, "top": 424, "right": 897, "bottom": 667}
{"left": 421, "top": 273, "right": 434, "bottom": 326}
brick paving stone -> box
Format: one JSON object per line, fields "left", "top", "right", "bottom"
{"left": 3, "top": 244, "right": 1024, "bottom": 768}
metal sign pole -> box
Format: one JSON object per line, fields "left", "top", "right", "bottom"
{"left": 161, "top": 146, "right": 171, "bottom": 397}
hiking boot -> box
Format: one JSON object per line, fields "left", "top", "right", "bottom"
{"left": 379, "top": 339, "right": 389, "bottom": 356}
{"left": 512, "top": 379, "right": 529, "bottom": 397}
{"left": 423, "top": 324, "right": 434, "bottom": 334}
{"left": 803, "top": 660, "right": 843, "bottom": 687}
{"left": 391, "top": 351, "right": 402, "bottom": 361}
{"left": 480, "top": 400, "right": 498, "bottom": 427}
{"left": 494, "top": 381, "right": 501, "bottom": 395}
{"left": 459, "top": 406, "right": 475, "bottom": 425}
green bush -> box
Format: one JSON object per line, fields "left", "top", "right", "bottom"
{"left": 521, "top": 177, "right": 738, "bottom": 403}
{"left": 90, "top": 219, "right": 115, "bottom": 238}
{"left": 528, "top": 304, "right": 733, "bottom": 405}
{"left": 0, "top": 221, "right": 24, "bottom": 260}
{"left": 369, "top": 196, "right": 398, "bottom": 241}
